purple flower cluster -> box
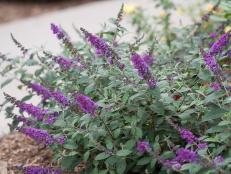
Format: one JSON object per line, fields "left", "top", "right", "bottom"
{"left": 131, "top": 53, "right": 157, "bottom": 88}
{"left": 175, "top": 148, "right": 198, "bottom": 163}
{"left": 81, "top": 28, "right": 114, "bottom": 64}
{"left": 51, "top": 91, "right": 70, "bottom": 107}
{"left": 23, "top": 166, "right": 61, "bottom": 174}
{"left": 136, "top": 140, "right": 151, "bottom": 154}
{"left": 15, "top": 115, "right": 35, "bottom": 126}
{"left": 74, "top": 94, "right": 98, "bottom": 116}
{"left": 142, "top": 54, "right": 155, "bottom": 66}
{"left": 19, "top": 127, "right": 54, "bottom": 145}
{"left": 200, "top": 48, "right": 221, "bottom": 74}
{"left": 164, "top": 148, "right": 198, "bottom": 170}
{"left": 179, "top": 128, "right": 198, "bottom": 144}
{"left": 210, "top": 82, "right": 221, "bottom": 91}
{"left": 178, "top": 128, "right": 207, "bottom": 149}
{"left": 44, "top": 112, "right": 59, "bottom": 125}
{"left": 209, "top": 33, "right": 230, "bottom": 56}
{"left": 51, "top": 23, "right": 66, "bottom": 40}
{"left": 19, "top": 127, "right": 65, "bottom": 146}
{"left": 30, "top": 82, "right": 70, "bottom": 107}
{"left": 209, "top": 33, "right": 217, "bottom": 39}
{"left": 17, "top": 102, "right": 49, "bottom": 121}
{"left": 55, "top": 136, "right": 66, "bottom": 145}
{"left": 30, "top": 83, "right": 51, "bottom": 100}
{"left": 53, "top": 56, "right": 73, "bottom": 71}
{"left": 16, "top": 102, "right": 60, "bottom": 125}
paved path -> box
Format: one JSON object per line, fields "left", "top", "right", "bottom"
{"left": 0, "top": 0, "right": 198, "bottom": 136}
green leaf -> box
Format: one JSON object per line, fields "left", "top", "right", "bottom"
{"left": 61, "top": 155, "right": 79, "bottom": 170}
{"left": 116, "top": 159, "right": 126, "bottom": 174}
{"left": 137, "top": 157, "right": 152, "bottom": 165}
{"left": 95, "top": 152, "right": 110, "bottom": 160}
{"left": 198, "top": 70, "right": 211, "bottom": 81}
{"left": 116, "top": 150, "right": 132, "bottom": 157}
{"left": 202, "top": 105, "right": 227, "bottom": 122}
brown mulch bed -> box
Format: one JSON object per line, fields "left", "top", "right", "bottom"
{"left": 0, "top": 132, "right": 67, "bottom": 174}
{"left": 0, "top": 0, "right": 102, "bottom": 24}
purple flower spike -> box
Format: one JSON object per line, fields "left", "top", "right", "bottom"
{"left": 51, "top": 91, "right": 70, "bottom": 107}
{"left": 81, "top": 28, "right": 113, "bottom": 61}
{"left": 15, "top": 115, "right": 35, "bottom": 126}
{"left": 200, "top": 48, "right": 221, "bottom": 74}
{"left": 175, "top": 148, "right": 198, "bottom": 163}
{"left": 179, "top": 128, "right": 198, "bottom": 144}
{"left": 23, "top": 166, "right": 61, "bottom": 174}
{"left": 81, "top": 28, "right": 125, "bottom": 69}
{"left": 136, "top": 140, "right": 151, "bottom": 154}
{"left": 209, "top": 33, "right": 230, "bottom": 56}
{"left": 142, "top": 54, "right": 155, "bottom": 66}
{"left": 131, "top": 53, "right": 150, "bottom": 78}
{"left": 30, "top": 83, "right": 51, "bottom": 100}
{"left": 51, "top": 23, "right": 66, "bottom": 40}
{"left": 53, "top": 56, "right": 73, "bottom": 71}
{"left": 51, "top": 23, "right": 59, "bottom": 34}
{"left": 131, "top": 53, "right": 157, "bottom": 88}
{"left": 74, "top": 94, "right": 98, "bottom": 116}
{"left": 19, "top": 128, "right": 54, "bottom": 145}
{"left": 210, "top": 82, "right": 221, "bottom": 91}
{"left": 17, "top": 102, "right": 49, "bottom": 121}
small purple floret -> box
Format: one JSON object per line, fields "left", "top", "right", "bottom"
{"left": 210, "top": 82, "right": 221, "bottom": 91}
{"left": 53, "top": 56, "right": 73, "bottom": 71}
{"left": 197, "top": 143, "right": 207, "bottom": 149}
{"left": 136, "top": 140, "right": 151, "bottom": 154}
{"left": 209, "top": 33, "right": 217, "bottom": 39}
{"left": 142, "top": 54, "right": 155, "bottom": 66}
{"left": 213, "top": 155, "right": 224, "bottom": 166}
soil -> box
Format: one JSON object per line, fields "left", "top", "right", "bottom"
{"left": 0, "top": 0, "right": 102, "bottom": 24}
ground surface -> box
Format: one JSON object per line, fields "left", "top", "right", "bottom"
{"left": 0, "top": 132, "right": 78, "bottom": 174}
{"left": 0, "top": 132, "right": 53, "bottom": 174}
{"left": 0, "top": 0, "right": 101, "bottom": 24}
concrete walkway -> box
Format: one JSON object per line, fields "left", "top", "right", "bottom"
{"left": 0, "top": 0, "right": 198, "bottom": 136}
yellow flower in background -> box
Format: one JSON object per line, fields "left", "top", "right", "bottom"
{"left": 124, "top": 4, "right": 139, "bottom": 15}
{"left": 225, "top": 26, "right": 231, "bottom": 33}
{"left": 205, "top": 3, "right": 213, "bottom": 12}
{"left": 159, "top": 11, "right": 167, "bottom": 18}
{"left": 176, "top": 7, "right": 185, "bottom": 16}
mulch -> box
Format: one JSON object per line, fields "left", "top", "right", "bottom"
{"left": 0, "top": 132, "right": 54, "bottom": 173}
